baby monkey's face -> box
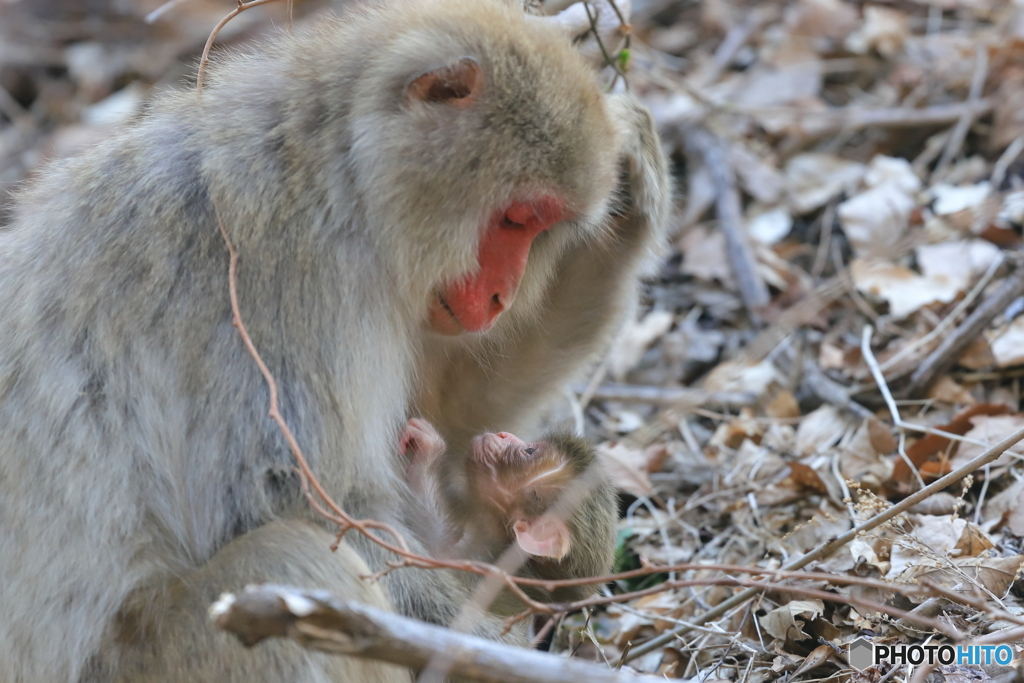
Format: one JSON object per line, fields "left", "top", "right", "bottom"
{"left": 468, "top": 432, "right": 573, "bottom": 520}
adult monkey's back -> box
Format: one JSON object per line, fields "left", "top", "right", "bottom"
{"left": 0, "top": 1, "right": 643, "bottom": 681}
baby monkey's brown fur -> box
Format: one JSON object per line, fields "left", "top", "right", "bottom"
{"left": 401, "top": 419, "right": 617, "bottom": 607}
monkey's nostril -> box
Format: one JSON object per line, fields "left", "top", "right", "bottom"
{"left": 489, "top": 293, "right": 505, "bottom": 317}
{"left": 503, "top": 204, "right": 535, "bottom": 228}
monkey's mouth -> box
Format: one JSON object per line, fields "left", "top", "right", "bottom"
{"left": 427, "top": 293, "right": 464, "bottom": 336}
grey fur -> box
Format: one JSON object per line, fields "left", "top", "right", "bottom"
{"left": 0, "top": 0, "right": 669, "bottom": 681}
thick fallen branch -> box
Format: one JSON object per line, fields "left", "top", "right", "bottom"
{"left": 212, "top": 585, "right": 663, "bottom": 683}
{"left": 576, "top": 382, "right": 755, "bottom": 408}
{"left": 773, "top": 99, "right": 993, "bottom": 140}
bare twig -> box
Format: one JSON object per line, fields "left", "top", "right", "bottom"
{"left": 690, "top": 8, "right": 771, "bottom": 89}
{"left": 144, "top": 0, "right": 196, "bottom": 23}
{"left": 197, "top": 0, "right": 284, "bottom": 94}
{"left": 773, "top": 346, "right": 872, "bottom": 419}
{"left": 684, "top": 125, "right": 771, "bottom": 321}
{"left": 212, "top": 585, "right": 665, "bottom": 683}
{"left": 992, "top": 132, "right": 1024, "bottom": 188}
{"left": 931, "top": 47, "right": 988, "bottom": 184}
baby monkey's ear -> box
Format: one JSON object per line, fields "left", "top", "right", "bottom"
{"left": 513, "top": 514, "right": 571, "bottom": 559}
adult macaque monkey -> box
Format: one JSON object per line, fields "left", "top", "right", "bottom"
{"left": 400, "top": 417, "right": 617, "bottom": 607}
{"left": 415, "top": 0, "right": 669, "bottom": 465}
{"left": 414, "top": 94, "right": 671, "bottom": 456}
{"left": 0, "top": 1, "right": 669, "bottom": 682}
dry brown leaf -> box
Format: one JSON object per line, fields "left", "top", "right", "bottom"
{"left": 892, "top": 404, "right": 1011, "bottom": 489}
{"left": 953, "top": 523, "right": 994, "bottom": 557}
{"left": 789, "top": 0, "right": 860, "bottom": 45}
{"left": 928, "top": 376, "right": 976, "bottom": 406}
{"left": 867, "top": 418, "right": 897, "bottom": 454}
{"left": 790, "top": 644, "right": 836, "bottom": 678}
{"left": 766, "top": 389, "right": 801, "bottom": 419}
{"left": 957, "top": 336, "right": 996, "bottom": 371}
{"left": 839, "top": 418, "right": 893, "bottom": 484}
{"left": 788, "top": 462, "right": 829, "bottom": 494}
{"left": 993, "top": 66, "right": 1024, "bottom": 149}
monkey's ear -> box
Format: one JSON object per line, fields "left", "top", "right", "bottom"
{"left": 513, "top": 515, "right": 571, "bottom": 560}
{"left": 406, "top": 57, "right": 482, "bottom": 106}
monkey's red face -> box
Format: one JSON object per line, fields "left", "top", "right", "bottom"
{"left": 428, "top": 197, "right": 565, "bottom": 335}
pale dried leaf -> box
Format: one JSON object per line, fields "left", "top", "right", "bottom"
{"left": 785, "top": 153, "right": 866, "bottom": 214}
{"left": 759, "top": 600, "right": 824, "bottom": 641}
{"left": 850, "top": 259, "right": 960, "bottom": 320}
{"left": 597, "top": 442, "right": 654, "bottom": 498}
{"left": 927, "top": 376, "right": 976, "bottom": 406}
{"left": 608, "top": 310, "right": 675, "bottom": 380}
{"left": 844, "top": 6, "right": 909, "bottom": 58}
{"left": 987, "top": 317, "right": 1024, "bottom": 369}
{"left": 839, "top": 418, "right": 893, "bottom": 483}
{"left": 679, "top": 227, "right": 735, "bottom": 285}
{"left": 839, "top": 184, "right": 916, "bottom": 259}
{"left": 702, "top": 358, "right": 781, "bottom": 396}
{"left": 930, "top": 183, "right": 992, "bottom": 216}
{"left": 747, "top": 206, "right": 792, "bottom": 244}
{"left": 795, "top": 405, "right": 849, "bottom": 457}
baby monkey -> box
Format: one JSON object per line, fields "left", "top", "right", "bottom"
{"left": 400, "top": 418, "right": 617, "bottom": 605}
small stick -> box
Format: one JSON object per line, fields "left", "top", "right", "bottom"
{"left": 931, "top": 48, "right": 988, "bottom": 184}
{"left": 197, "top": 0, "right": 285, "bottom": 95}
{"left": 684, "top": 125, "right": 770, "bottom": 321}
